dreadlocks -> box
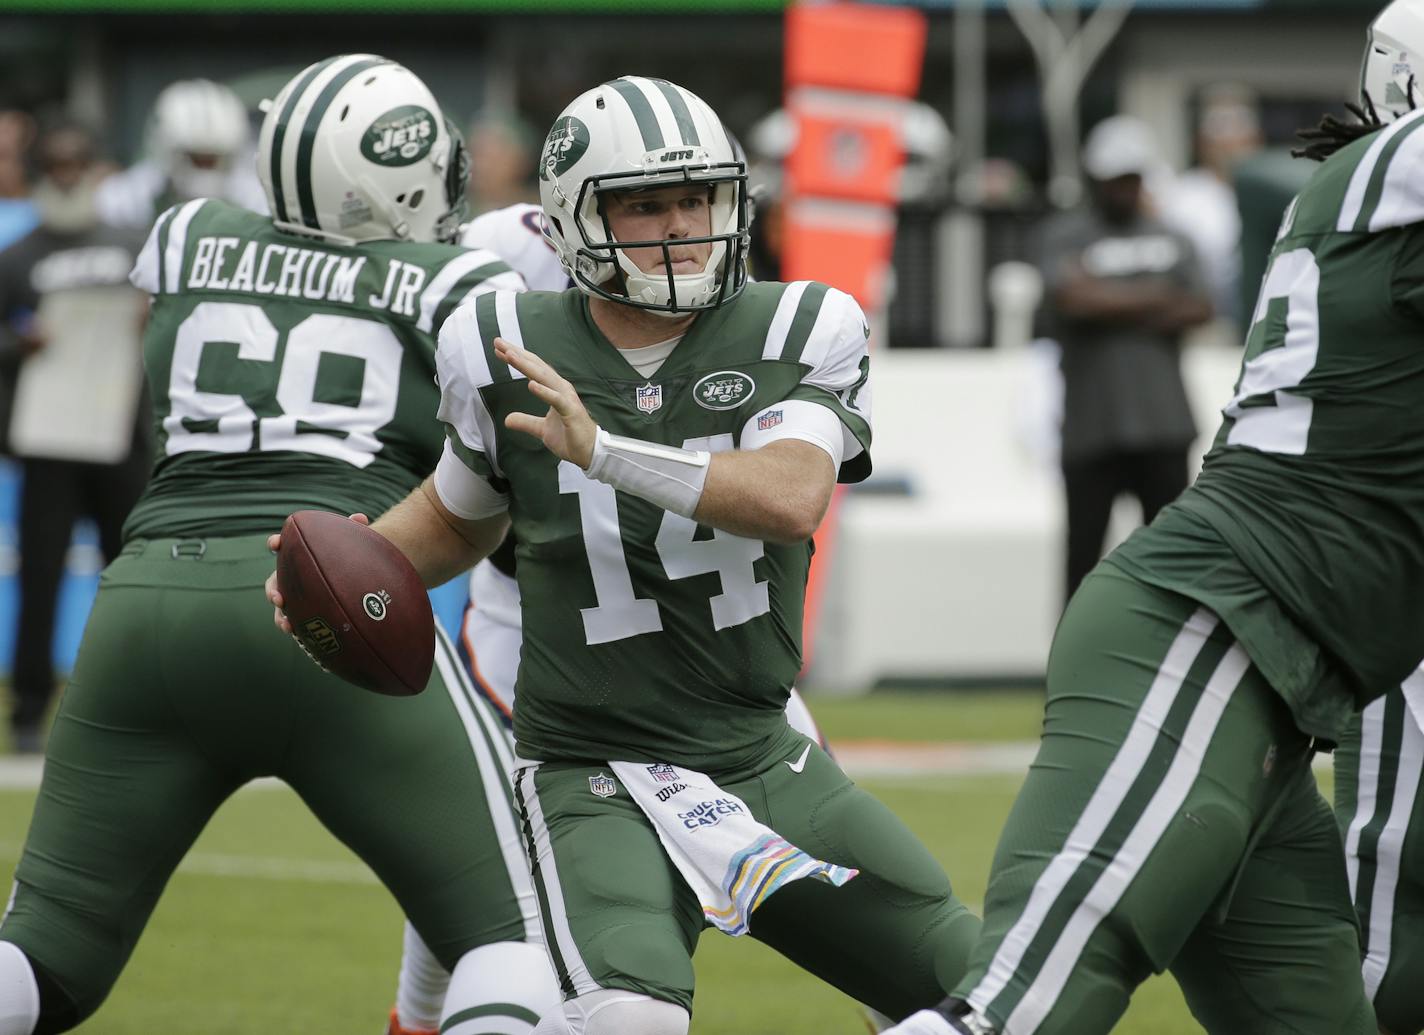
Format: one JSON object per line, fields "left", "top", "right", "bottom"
{"left": 1293, "top": 95, "right": 1387, "bottom": 163}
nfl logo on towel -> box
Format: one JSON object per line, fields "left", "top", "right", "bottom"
{"left": 589, "top": 773, "right": 617, "bottom": 798}
{"left": 757, "top": 409, "right": 783, "bottom": 431}
{"left": 636, "top": 383, "right": 663, "bottom": 413}
{"left": 647, "top": 763, "right": 680, "bottom": 783}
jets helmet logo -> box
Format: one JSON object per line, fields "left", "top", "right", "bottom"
{"left": 361, "top": 105, "right": 437, "bottom": 167}
{"left": 541, "top": 116, "right": 590, "bottom": 181}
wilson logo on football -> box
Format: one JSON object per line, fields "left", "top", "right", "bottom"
{"left": 361, "top": 105, "right": 436, "bottom": 167}
{"left": 362, "top": 590, "right": 392, "bottom": 622}
{"left": 693, "top": 371, "right": 755, "bottom": 411}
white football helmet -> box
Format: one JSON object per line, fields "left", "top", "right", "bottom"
{"left": 1363, "top": 0, "right": 1424, "bottom": 121}
{"left": 150, "top": 79, "right": 251, "bottom": 201}
{"left": 537, "top": 76, "right": 748, "bottom": 316}
{"left": 257, "top": 54, "right": 467, "bottom": 245}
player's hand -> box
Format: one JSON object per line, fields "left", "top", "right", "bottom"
{"left": 265, "top": 513, "right": 369, "bottom": 635}
{"left": 495, "top": 337, "right": 597, "bottom": 469}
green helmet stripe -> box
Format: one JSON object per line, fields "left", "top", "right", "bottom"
{"left": 651, "top": 79, "right": 701, "bottom": 147}
{"left": 295, "top": 56, "right": 388, "bottom": 230}
{"left": 608, "top": 78, "right": 665, "bottom": 151}
{"left": 268, "top": 56, "right": 339, "bottom": 224}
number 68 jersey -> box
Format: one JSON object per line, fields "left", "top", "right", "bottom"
{"left": 122, "top": 199, "right": 523, "bottom": 539}
{"left": 436, "top": 284, "right": 872, "bottom": 775}
{"left": 1110, "top": 109, "right": 1424, "bottom": 742}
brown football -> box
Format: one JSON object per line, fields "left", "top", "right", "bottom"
{"left": 276, "top": 510, "right": 433, "bottom": 697}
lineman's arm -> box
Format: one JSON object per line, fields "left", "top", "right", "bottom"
{"left": 496, "top": 337, "right": 838, "bottom": 544}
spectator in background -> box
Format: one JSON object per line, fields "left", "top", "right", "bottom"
{"left": 96, "top": 78, "right": 265, "bottom": 229}
{"left": 1157, "top": 89, "right": 1262, "bottom": 327}
{"left": 0, "top": 111, "right": 38, "bottom": 250}
{"left": 0, "top": 123, "right": 150, "bottom": 752}
{"left": 466, "top": 113, "right": 537, "bottom": 214}
{"left": 1039, "top": 115, "right": 1213, "bottom": 605}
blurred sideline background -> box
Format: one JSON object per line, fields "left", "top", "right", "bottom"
{"left": 0, "top": 0, "right": 1356, "bottom": 692}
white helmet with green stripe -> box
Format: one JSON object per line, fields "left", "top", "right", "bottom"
{"left": 537, "top": 76, "right": 748, "bottom": 316}
{"left": 1363, "top": 1, "right": 1424, "bottom": 120}
{"left": 257, "top": 54, "right": 467, "bottom": 245}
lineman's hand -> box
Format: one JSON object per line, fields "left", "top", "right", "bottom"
{"left": 264, "top": 513, "right": 370, "bottom": 634}
{"left": 495, "top": 337, "right": 597, "bottom": 469}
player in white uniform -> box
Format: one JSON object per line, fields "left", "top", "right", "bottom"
{"left": 386, "top": 199, "right": 832, "bottom": 1035}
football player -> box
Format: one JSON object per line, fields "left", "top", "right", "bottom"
{"left": 96, "top": 78, "right": 267, "bottom": 229}
{"left": 1330, "top": 7, "right": 1424, "bottom": 1035}
{"left": 0, "top": 55, "right": 559, "bottom": 1034}
{"left": 887, "top": 5, "right": 1424, "bottom": 1033}
{"left": 272, "top": 76, "right": 981, "bottom": 1035}
{"left": 387, "top": 190, "right": 834, "bottom": 1032}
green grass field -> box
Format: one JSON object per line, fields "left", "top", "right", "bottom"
{"left": 0, "top": 690, "right": 1321, "bottom": 1033}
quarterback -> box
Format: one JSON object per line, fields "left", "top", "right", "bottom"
{"left": 889, "top": 3, "right": 1424, "bottom": 1033}
{"left": 275, "top": 77, "right": 980, "bottom": 1035}
{"left": 0, "top": 56, "right": 558, "bottom": 1034}
{"left": 387, "top": 195, "right": 835, "bottom": 1033}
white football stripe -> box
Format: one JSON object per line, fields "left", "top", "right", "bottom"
{"left": 762, "top": 281, "right": 810, "bottom": 361}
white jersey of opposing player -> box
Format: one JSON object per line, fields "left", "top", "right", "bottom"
{"left": 459, "top": 203, "right": 570, "bottom": 292}
{"left": 95, "top": 158, "right": 269, "bottom": 230}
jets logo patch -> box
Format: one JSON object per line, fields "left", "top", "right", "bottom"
{"left": 362, "top": 590, "right": 391, "bottom": 622}
{"left": 361, "top": 105, "right": 437, "bottom": 167}
{"left": 693, "top": 371, "right": 755, "bottom": 411}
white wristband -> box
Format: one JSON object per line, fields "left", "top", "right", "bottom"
{"left": 584, "top": 427, "right": 710, "bottom": 518}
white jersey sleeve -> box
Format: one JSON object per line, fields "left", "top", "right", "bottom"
{"left": 460, "top": 203, "right": 571, "bottom": 292}
{"left": 435, "top": 295, "right": 510, "bottom": 491}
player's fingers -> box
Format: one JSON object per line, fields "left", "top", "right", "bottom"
{"left": 267, "top": 532, "right": 281, "bottom": 553}
{"left": 265, "top": 571, "right": 284, "bottom": 609}
{"left": 348, "top": 513, "right": 370, "bottom": 525}
{"left": 505, "top": 411, "right": 546, "bottom": 439}
{"left": 498, "top": 339, "right": 568, "bottom": 392}
{"left": 526, "top": 379, "right": 563, "bottom": 405}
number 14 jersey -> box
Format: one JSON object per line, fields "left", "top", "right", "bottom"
{"left": 1111, "top": 109, "right": 1424, "bottom": 742}
{"left": 124, "top": 199, "right": 523, "bottom": 539}
{"left": 436, "top": 284, "right": 872, "bottom": 775}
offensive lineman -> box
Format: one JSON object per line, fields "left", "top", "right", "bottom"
{"left": 1329, "top": 6, "right": 1424, "bottom": 1035}
{"left": 0, "top": 55, "right": 558, "bottom": 1033}
{"left": 273, "top": 77, "right": 980, "bottom": 1034}
{"left": 888, "top": 4, "right": 1424, "bottom": 1033}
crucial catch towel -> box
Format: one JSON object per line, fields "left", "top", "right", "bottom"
{"left": 609, "top": 758, "right": 858, "bottom": 936}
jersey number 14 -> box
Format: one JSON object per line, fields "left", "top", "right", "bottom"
{"left": 558, "top": 434, "right": 771, "bottom": 646}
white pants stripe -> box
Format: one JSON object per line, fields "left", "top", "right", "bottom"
{"left": 1006, "top": 640, "right": 1250, "bottom": 1034}
{"left": 434, "top": 626, "right": 541, "bottom": 943}
{"left": 515, "top": 765, "right": 601, "bottom": 998}
{"left": 966, "top": 607, "right": 1220, "bottom": 1020}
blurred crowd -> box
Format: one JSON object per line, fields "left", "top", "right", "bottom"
{"left": 0, "top": 71, "right": 1276, "bottom": 751}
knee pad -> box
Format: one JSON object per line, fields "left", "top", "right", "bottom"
{"left": 442, "top": 941, "right": 562, "bottom": 1035}
{"left": 0, "top": 942, "right": 38, "bottom": 1035}
{"left": 547, "top": 989, "right": 690, "bottom": 1035}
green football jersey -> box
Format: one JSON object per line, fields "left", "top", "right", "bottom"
{"left": 1110, "top": 109, "right": 1424, "bottom": 740}
{"left": 123, "top": 199, "right": 522, "bottom": 539}
{"left": 437, "top": 283, "right": 872, "bottom": 774}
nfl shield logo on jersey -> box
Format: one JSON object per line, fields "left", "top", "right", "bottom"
{"left": 589, "top": 773, "right": 618, "bottom": 798}
{"left": 636, "top": 382, "right": 663, "bottom": 413}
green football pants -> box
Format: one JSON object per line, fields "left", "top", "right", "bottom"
{"left": 0, "top": 535, "right": 536, "bottom": 1026}
{"left": 1336, "top": 681, "right": 1424, "bottom": 1035}
{"left": 513, "top": 728, "right": 981, "bottom": 1020}
{"left": 950, "top": 566, "right": 1375, "bottom": 1035}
